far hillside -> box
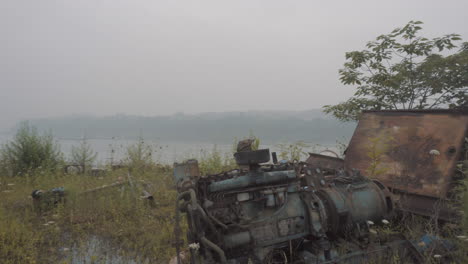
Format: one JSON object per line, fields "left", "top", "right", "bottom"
{"left": 12, "top": 110, "right": 356, "bottom": 144}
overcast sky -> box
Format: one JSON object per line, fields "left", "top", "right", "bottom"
{"left": 1, "top": 0, "right": 467, "bottom": 129}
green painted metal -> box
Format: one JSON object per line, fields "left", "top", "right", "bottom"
{"left": 174, "top": 152, "right": 395, "bottom": 263}
{"left": 208, "top": 170, "right": 296, "bottom": 193}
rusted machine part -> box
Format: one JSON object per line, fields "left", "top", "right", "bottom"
{"left": 344, "top": 109, "right": 468, "bottom": 221}
{"left": 175, "top": 188, "right": 224, "bottom": 264}
{"left": 174, "top": 150, "right": 395, "bottom": 264}
{"left": 200, "top": 237, "right": 227, "bottom": 264}
{"left": 319, "top": 150, "right": 340, "bottom": 158}
{"left": 173, "top": 159, "right": 200, "bottom": 184}
{"left": 305, "top": 153, "right": 344, "bottom": 173}
{"left": 31, "top": 187, "right": 66, "bottom": 210}
{"left": 322, "top": 239, "right": 425, "bottom": 264}
{"left": 392, "top": 191, "right": 459, "bottom": 221}
{"left": 316, "top": 179, "right": 393, "bottom": 236}
{"left": 174, "top": 190, "right": 192, "bottom": 264}
{"left": 64, "top": 164, "right": 84, "bottom": 174}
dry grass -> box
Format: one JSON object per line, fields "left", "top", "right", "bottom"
{"left": 0, "top": 167, "right": 179, "bottom": 264}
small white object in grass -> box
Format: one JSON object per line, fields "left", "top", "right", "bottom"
{"left": 7, "top": 183, "right": 15, "bottom": 186}
{"left": 47, "top": 221, "right": 55, "bottom": 225}
{"left": 382, "top": 219, "right": 390, "bottom": 225}
{"left": 62, "top": 248, "right": 70, "bottom": 252}
{"left": 433, "top": 254, "right": 442, "bottom": 259}
{"left": 369, "top": 229, "right": 377, "bottom": 235}
{"left": 188, "top": 243, "right": 200, "bottom": 251}
{"left": 366, "top": 220, "right": 374, "bottom": 225}
{"left": 456, "top": 235, "right": 467, "bottom": 239}
{"left": 43, "top": 223, "right": 49, "bottom": 226}
{"left": 429, "top": 149, "right": 440, "bottom": 155}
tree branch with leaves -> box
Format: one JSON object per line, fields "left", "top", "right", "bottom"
{"left": 324, "top": 21, "right": 468, "bottom": 121}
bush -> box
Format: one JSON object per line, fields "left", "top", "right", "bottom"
{"left": 0, "top": 122, "right": 63, "bottom": 177}
{"left": 70, "top": 137, "right": 97, "bottom": 173}
{"left": 276, "top": 141, "right": 311, "bottom": 161}
{"left": 124, "top": 137, "right": 154, "bottom": 172}
{"left": 199, "top": 145, "right": 237, "bottom": 175}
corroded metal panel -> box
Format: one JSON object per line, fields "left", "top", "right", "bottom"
{"left": 344, "top": 110, "right": 468, "bottom": 199}
{"left": 173, "top": 159, "right": 200, "bottom": 183}
{"left": 305, "top": 153, "right": 344, "bottom": 171}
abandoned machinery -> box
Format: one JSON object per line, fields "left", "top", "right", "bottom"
{"left": 174, "top": 149, "right": 415, "bottom": 264}
{"left": 173, "top": 110, "right": 467, "bottom": 264}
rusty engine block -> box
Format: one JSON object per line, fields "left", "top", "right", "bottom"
{"left": 173, "top": 110, "right": 467, "bottom": 264}
{"left": 173, "top": 151, "right": 416, "bottom": 264}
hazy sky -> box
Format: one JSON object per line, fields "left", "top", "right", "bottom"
{"left": 1, "top": 0, "right": 467, "bottom": 129}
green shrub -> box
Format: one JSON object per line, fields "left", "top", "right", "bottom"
{"left": 199, "top": 145, "right": 236, "bottom": 175}
{"left": 365, "top": 134, "right": 393, "bottom": 178}
{"left": 70, "top": 137, "right": 97, "bottom": 173}
{"left": 276, "top": 141, "right": 310, "bottom": 161}
{"left": 124, "top": 137, "right": 154, "bottom": 172}
{"left": 0, "top": 122, "right": 63, "bottom": 177}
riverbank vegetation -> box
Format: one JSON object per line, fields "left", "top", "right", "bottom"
{"left": 0, "top": 124, "right": 194, "bottom": 263}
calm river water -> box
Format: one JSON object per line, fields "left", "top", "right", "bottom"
{"left": 0, "top": 134, "right": 339, "bottom": 165}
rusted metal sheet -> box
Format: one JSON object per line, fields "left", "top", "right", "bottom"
{"left": 344, "top": 110, "right": 468, "bottom": 220}
{"left": 392, "top": 190, "right": 459, "bottom": 220}
{"left": 173, "top": 159, "right": 200, "bottom": 183}
{"left": 305, "top": 153, "right": 344, "bottom": 172}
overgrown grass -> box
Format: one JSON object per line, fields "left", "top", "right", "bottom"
{"left": 0, "top": 166, "right": 179, "bottom": 263}
{"left": 198, "top": 145, "right": 237, "bottom": 175}
{"left": 0, "top": 137, "right": 238, "bottom": 264}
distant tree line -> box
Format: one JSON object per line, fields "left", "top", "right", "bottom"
{"left": 20, "top": 112, "right": 356, "bottom": 144}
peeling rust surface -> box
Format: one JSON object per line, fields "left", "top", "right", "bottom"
{"left": 173, "top": 159, "right": 200, "bottom": 183}
{"left": 344, "top": 110, "right": 468, "bottom": 199}
{"left": 305, "top": 153, "right": 344, "bottom": 172}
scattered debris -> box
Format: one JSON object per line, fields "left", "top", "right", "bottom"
{"left": 31, "top": 176, "right": 157, "bottom": 211}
